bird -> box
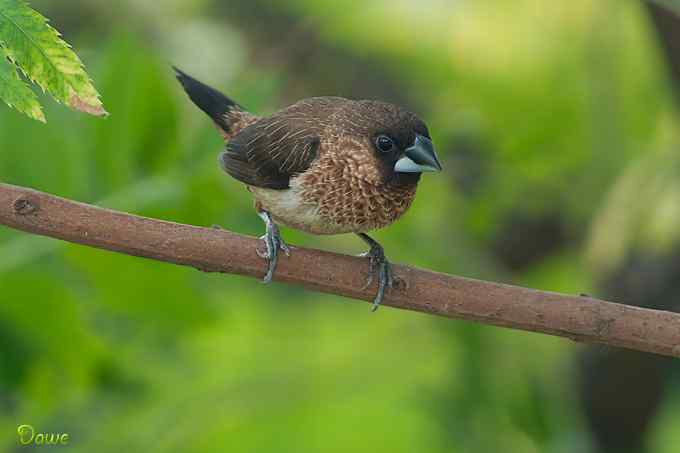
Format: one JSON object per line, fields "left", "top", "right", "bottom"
{"left": 174, "top": 67, "right": 442, "bottom": 310}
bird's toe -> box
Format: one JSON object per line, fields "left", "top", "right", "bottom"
{"left": 371, "top": 259, "right": 394, "bottom": 312}
{"left": 256, "top": 234, "right": 272, "bottom": 259}
{"left": 357, "top": 240, "right": 394, "bottom": 311}
{"left": 277, "top": 236, "right": 291, "bottom": 257}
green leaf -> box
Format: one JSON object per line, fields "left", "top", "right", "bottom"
{"left": 0, "top": 0, "right": 106, "bottom": 116}
{"left": 0, "top": 46, "right": 43, "bottom": 121}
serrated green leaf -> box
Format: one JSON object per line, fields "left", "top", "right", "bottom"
{"left": 0, "top": 0, "right": 106, "bottom": 116}
{"left": 0, "top": 46, "right": 44, "bottom": 121}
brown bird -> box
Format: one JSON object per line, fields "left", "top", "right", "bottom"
{"left": 175, "top": 68, "right": 442, "bottom": 310}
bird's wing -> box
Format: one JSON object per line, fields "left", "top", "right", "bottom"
{"left": 220, "top": 112, "right": 323, "bottom": 190}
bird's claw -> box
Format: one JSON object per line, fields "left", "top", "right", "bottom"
{"left": 257, "top": 211, "right": 290, "bottom": 284}
{"left": 360, "top": 239, "right": 394, "bottom": 311}
{"left": 256, "top": 237, "right": 269, "bottom": 259}
{"left": 256, "top": 230, "right": 289, "bottom": 259}
{"left": 358, "top": 251, "right": 373, "bottom": 289}
{"left": 280, "top": 240, "right": 291, "bottom": 257}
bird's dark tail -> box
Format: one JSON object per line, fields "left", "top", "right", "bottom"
{"left": 174, "top": 67, "right": 255, "bottom": 139}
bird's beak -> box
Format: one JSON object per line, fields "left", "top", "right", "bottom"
{"left": 394, "top": 134, "right": 442, "bottom": 173}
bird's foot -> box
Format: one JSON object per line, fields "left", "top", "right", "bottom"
{"left": 256, "top": 211, "right": 290, "bottom": 283}
{"left": 358, "top": 234, "right": 394, "bottom": 312}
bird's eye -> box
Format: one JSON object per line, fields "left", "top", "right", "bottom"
{"left": 375, "top": 135, "right": 395, "bottom": 153}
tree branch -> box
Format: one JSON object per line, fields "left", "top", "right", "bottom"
{"left": 1, "top": 182, "right": 679, "bottom": 357}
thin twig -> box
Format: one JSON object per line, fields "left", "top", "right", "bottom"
{"left": 1, "top": 182, "right": 679, "bottom": 357}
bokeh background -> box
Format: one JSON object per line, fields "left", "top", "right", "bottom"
{"left": 1, "top": 0, "right": 680, "bottom": 452}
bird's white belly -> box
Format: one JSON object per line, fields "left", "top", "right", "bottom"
{"left": 250, "top": 182, "right": 348, "bottom": 235}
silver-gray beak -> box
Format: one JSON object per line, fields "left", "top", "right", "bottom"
{"left": 394, "top": 134, "right": 442, "bottom": 173}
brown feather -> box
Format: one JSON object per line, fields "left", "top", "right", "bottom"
{"left": 220, "top": 97, "right": 347, "bottom": 189}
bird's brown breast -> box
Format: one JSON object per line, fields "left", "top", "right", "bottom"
{"left": 300, "top": 163, "right": 417, "bottom": 234}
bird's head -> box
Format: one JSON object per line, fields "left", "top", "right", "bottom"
{"left": 337, "top": 100, "right": 442, "bottom": 186}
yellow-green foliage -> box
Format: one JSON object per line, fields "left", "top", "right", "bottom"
{"left": 0, "top": 44, "right": 42, "bottom": 120}
{"left": 0, "top": 0, "right": 105, "bottom": 121}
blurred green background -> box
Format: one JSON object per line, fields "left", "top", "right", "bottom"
{"left": 2, "top": 0, "right": 680, "bottom": 452}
